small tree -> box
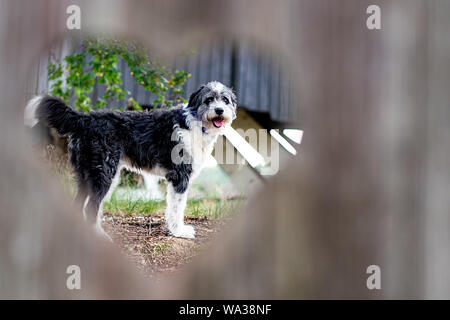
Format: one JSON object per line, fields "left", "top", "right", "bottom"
{"left": 47, "top": 37, "right": 191, "bottom": 113}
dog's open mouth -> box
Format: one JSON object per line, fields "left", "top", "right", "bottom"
{"left": 212, "top": 116, "right": 224, "bottom": 128}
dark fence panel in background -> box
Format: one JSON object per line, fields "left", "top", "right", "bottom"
{"left": 27, "top": 38, "right": 294, "bottom": 123}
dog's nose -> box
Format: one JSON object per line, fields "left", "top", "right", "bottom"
{"left": 215, "top": 107, "right": 224, "bottom": 115}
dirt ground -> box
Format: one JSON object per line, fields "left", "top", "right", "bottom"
{"left": 102, "top": 212, "right": 229, "bottom": 278}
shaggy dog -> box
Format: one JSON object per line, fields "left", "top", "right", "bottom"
{"left": 25, "top": 82, "right": 237, "bottom": 239}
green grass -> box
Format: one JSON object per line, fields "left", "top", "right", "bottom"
{"left": 104, "top": 198, "right": 162, "bottom": 216}
{"left": 184, "top": 197, "right": 245, "bottom": 219}
{"left": 45, "top": 152, "right": 245, "bottom": 219}
{"left": 151, "top": 241, "right": 172, "bottom": 255}
{"left": 103, "top": 189, "right": 245, "bottom": 219}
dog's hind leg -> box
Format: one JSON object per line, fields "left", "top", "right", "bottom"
{"left": 103, "top": 166, "right": 122, "bottom": 203}
{"left": 73, "top": 182, "right": 88, "bottom": 205}
{"left": 85, "top": 189, "right": 112, "bottom": 241}
{"left": 165, "top": 182, "right": 195, "bottom": 239}
{"left": 73, "top": 180, "right": 89, "bottom": 220}
{"left": 84, "top": 168, "right": 121, "bottom": 242}
{"left": 69, "top": 139, "right": 92, "bottom": 220}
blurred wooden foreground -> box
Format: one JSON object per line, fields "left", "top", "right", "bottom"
{"left": 1, "top": 0, "right": 450, "bottom": 299}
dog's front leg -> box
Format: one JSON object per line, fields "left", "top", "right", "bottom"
{"left": 165, "top": 182, "right": 195, "bottom": 238}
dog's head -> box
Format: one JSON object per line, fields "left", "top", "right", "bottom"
{"left": 186, "top": 81, "right": 237, "bottom": 133}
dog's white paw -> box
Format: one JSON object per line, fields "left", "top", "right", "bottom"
{"left": 171, "top": 224, "right": 196, "bottom": 239}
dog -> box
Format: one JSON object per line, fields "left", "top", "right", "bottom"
{"left": 25, "top": 81, "right": 237, "bottom": 239}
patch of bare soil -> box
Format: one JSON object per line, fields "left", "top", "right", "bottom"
{"left": 102, "top": 213, "right": 227, "bottom": 278}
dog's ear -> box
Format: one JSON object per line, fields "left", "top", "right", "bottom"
{"left": 187, "top": 85, "right": 205, "bottom": 110}
{"left": 230, "top": 88, "right": 237, "bottom": 107}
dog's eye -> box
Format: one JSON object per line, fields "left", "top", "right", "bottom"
{"left": 222, "top": 97, "right": 229, "bottom": 104}
{"left": 204, "top": 97, "right": 214, "bottom": 104}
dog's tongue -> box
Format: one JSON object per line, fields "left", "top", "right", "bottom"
{"left": 213, "top": 118, "right": 223, "bottom": 128}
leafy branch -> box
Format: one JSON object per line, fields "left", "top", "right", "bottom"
{"left": 47, "top": 37, "right": 191, "bottom": 113}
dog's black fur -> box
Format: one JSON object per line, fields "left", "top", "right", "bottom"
{"left": 36, "top": 96, "right": 197, "bottom": 225}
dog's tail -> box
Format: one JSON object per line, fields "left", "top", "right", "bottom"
{"left": 24, "top": 95, "right": 85, "bottom": 135}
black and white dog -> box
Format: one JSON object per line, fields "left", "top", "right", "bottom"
{"left": 25, "top": 81, "right": 237, "bottom": 239}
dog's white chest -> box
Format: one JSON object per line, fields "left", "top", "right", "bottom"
{"left": 177, "top": 125, "right": 218, "bottom": 177}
